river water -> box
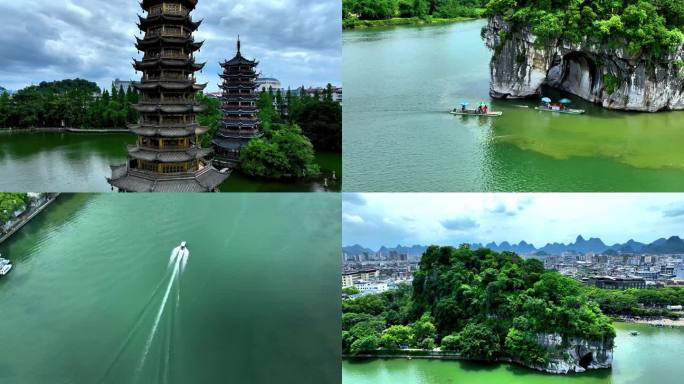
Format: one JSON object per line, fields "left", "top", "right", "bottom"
{"left": 0, "top": 132, "right": 341, "bottom": 192}
{"left": 0, "top": 193, "right": 341, "bottom": 383}
{"left": 343, "top": 20, "right": 684, "bottom": 192}
{"left": 343, "top": 323, "right": 684, "bottom": 384}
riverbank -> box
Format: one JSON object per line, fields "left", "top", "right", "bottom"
{"left": 0, "top": 127, "right": 130, "bottom": 133}
{"left": 0, "top": 194, "right": 59, "bottom": 245}
{"left": 343, "top": 16, "right": 480, "bottom": 30}
{"left": 615, "top": 317, "right": 684, "bottom": 327}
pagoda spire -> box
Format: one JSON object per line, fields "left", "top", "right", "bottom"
{"left": 237, "top": 35, "right": 241, "bottom": 54}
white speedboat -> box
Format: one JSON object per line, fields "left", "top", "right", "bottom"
{"left": 169, "top": 241, "right": 190, "bottom": 271}
{"left": 0, "top": 255, "right": 12, "bottom": 276}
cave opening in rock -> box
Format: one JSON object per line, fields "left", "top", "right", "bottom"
{"left": 579, "top": 352, "right": 594, "bottom": 369}
{"left": 547, "top": 51, "right": 600, "bottom": 99}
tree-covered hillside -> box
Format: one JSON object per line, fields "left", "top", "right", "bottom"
{"left": 343, "top": 245, "right": 615, "bottom": 366}
{"left": 487, "top": 0, "right": 684, "bottom": 57}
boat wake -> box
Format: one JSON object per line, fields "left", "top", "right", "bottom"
{"left": 100, "top": 243, "right": 189, "bottom": 384}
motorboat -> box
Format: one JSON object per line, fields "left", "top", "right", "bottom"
{"left": 630, "top": 331, "right": 639, "bottom": 336}
{"left": 0, "top": 254, "right": 12, "bottom": 276}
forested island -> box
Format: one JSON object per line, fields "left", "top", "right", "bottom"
{"left": 344, "top": 245, "right": 638, "bottom": 374}
{"left": 342, "top": 0, "right": 487, "bottom": 29}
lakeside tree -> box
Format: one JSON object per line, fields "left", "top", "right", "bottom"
{"left": 0, "top": 79, "right": 138, "bottom": 129}
{"left": 343, "top": 0, "right": 488, "bottom": 20}
{"left": 0, "top": 193, "right": 29, "bottom": 227}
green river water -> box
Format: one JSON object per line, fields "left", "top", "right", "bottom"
{"left": 343, "top": 323, "right": 684, "bottom": 384}
{"left": 343, "top": 20, "right": 684, "bottom": 192}
{"left": 0, "top": 193, "right": 341, "bottom": 384}
{"left": 0, "top": 132, "right": 341, "bottom": 192}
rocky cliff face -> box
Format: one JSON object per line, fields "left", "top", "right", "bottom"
{"left": 530, "top": 333, "right": 613, "bottom": 374}
{"left": 484, "top": 16, "right": 684, "bottom": 111}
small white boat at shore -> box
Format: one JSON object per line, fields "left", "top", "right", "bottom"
{"left": 0, "top": 254, "right": 13, "bottom": 276}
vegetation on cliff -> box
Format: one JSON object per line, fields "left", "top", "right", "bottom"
{"left": 342, "top": 245, "right": 615, "bottom": 367}
{"left": 486, "top": 0, "right": 684, "bottom": 57}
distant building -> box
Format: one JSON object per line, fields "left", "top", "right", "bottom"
{"left": 342, "top": 268, "right": 380, "bottom": 288}
{"left": 590, "top": 276, "right": 646, "bottom": 290}
{"left": 354, "top": 280, "right": 389, "bottom": 294}
{"left": 675, "top": 264, "right": 684, "bottom": 279}
{"left": 256, "top": 77, "right": 281, "bottom": 93}
{"left": 112, "top": 78, "right": 134, "bottom": 92}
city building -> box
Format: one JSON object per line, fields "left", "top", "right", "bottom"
{"left": 212, "top": 38, "right": 262, "bottom": 168}
{"left": 256, "top": 77, "right": 281, "bottom": 93}
{"left": 342, "top": 268, "right": 380, "bottom": 289}
{"left": 590, "top": 276, "right": 646, "bottom": 290}
{"left": 354, "top": 280, "right": 389, "bottom": 294}
{"left": 112, "top": 78, "right": 134, "bottom": 92}
{"left": 108, "top": 0, "right": 229, "bottom": 192}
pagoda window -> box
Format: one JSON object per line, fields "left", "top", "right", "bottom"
{"left": 162, "top": 26, "right": 184, "bottom": 37}
{"left": 162, "top": 138, "right": 189, "bottom": 149}
{"left": 161, "top": 162, "right": 190, "bottom": 174}
{"left": 145, "top": 50, "right": 161, "bottom": 59}
{"left": 137, "top": 160, "right": 158, "bottom": 172}
{"left": 162, "top": 48, "right": 184, "bottom": 59}
{"left": 162, "top": 115, "right": 186, "bottom": 125}
{"left": 141, "top": 115, "right": 160, "bottom": 124}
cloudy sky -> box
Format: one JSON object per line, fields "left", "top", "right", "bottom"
{"left": 343, "top": 193, "right": 684, "bottom": 250}
{"left": 0, "top": 0, "right": 341, "bottom": 92}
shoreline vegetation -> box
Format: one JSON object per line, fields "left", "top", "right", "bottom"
{"left": 343, "top": 15, "right": 481, "bottom": 29}
{"left": 0, "top": 127, "right": 130, "bottom": 133}
{"left": 342, "top": 0, "right": 487, "bottom": 30}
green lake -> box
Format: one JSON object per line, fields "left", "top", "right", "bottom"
{"left": 342, "top": 20, "right": 684, "bottom": 192}
{"left": 0, "top": 193, "right": 341, "bottom": 383}
{"left": 0, "top": 132, "right": 341, "bottom": 192}
{"left": 343, "top": 323, "right": 684, "bottom": 384}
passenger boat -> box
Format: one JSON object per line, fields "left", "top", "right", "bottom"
{"left": 536, "top": 97, "right": 585, "bottom": 114}
{"left": 0, "top": 254, "right": 12, "bottom": 276}
{"left": 451, "top": 101, "right": 502, "bottom": 117}
{"left": 534, "top": 106, "right": 585, "bottom": 115}
{"left": 450, "top": 109, "right": 503, "bottom": 117}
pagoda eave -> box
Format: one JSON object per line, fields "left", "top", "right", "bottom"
{"left": 108, "top": 164, "right": 230, "bottom": 193}
{"left": 140, "top": 0, "right": 198, "bottom": 12}
{"left": 128, "top": 145, "right": 212, "bottom": 162}
{"left": 137, "top": 14, "right": 202, "bottom": 30}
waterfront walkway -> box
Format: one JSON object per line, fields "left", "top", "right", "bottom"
{"left": 0, "top": 194, "right": 59, "bottom": 245}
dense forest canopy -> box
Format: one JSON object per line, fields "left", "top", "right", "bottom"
{"left": 487, "top": 0, "right": 684, "bottom": 57}
{"left": 342, "top": 0, "right": 488, "bottom": 20}
{"left": 343, "top": 245, "right": 616, "bottom": 365}
{"left": 0, "top": 79, "right": 138, "bottom": 129}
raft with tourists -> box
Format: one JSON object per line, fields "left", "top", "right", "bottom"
{"left": 535, "top": 97, "right": 585, "bottom": 115}
{"left": 451, "top": 101, "right": 502, "bottom": 117}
